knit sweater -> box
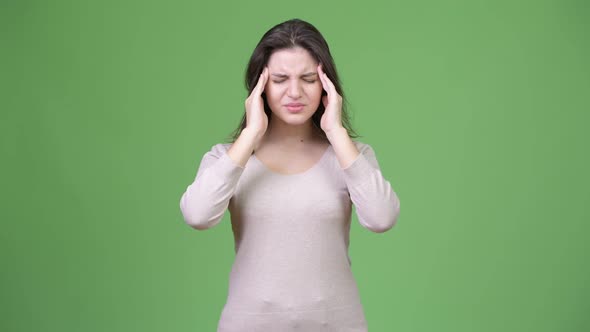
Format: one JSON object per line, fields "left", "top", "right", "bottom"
{"left": 180, "top": 140, "right": 401, "bottom": 331}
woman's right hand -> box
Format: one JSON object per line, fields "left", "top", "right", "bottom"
{"left": 244, "top": 66, "right": 269, "bottom": 141}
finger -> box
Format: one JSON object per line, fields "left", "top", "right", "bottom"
{"left": 254, "top": 67, "right": 268, "bottom": 96}
{"left": 256, "top": 67, "right": 268, "bottom": 95}
{"left": 317, "top": 64, "right": 329, "bottom": 96}
{"left": 321, "top": 70, "right": 337, "bottom": 98}
{"left": 262, "top": 66, "right": 269, "bottom": 87}
{"left": 319, "top": 72, "right": 332, "bottom": 99}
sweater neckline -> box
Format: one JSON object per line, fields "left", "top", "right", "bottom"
{"left": 252, "top": 145, "right": 332, "bottom": 177}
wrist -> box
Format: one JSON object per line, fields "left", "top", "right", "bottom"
{"left": 325, "top": 126, "right": 347, "bottom": 141}
{"left": 242, "top": 127, "right": 263, "bottom": 140}
{"left": 241, "top": 127, "right": 265, "bottom": 151}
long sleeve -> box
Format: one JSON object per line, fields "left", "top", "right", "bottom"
{"left": 179, "top": 143, "right": 244, "bottom": 230}
{"left": 341, "top": 142, "right": 401, "bottom": 233}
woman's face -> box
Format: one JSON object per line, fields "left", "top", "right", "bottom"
{"left": 264, "top": 46, "right": 323, "bottom": 126}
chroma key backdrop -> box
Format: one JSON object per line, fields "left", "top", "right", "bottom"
{"left": 2, "top": 0, "right": 589, "bottom": 331}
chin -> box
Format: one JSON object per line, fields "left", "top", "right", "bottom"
{"left": 272, "top": 112, "right": 312, "bottom": 125}
{"left": 279, "top": 115, "right": 312, "bottom": 126}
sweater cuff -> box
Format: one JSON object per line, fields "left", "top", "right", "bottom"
{"left": 341, "top": 151, "right": 372, "bottom": 187}
{"left": 211, "top": 151, "right": 245, "bottom": 180}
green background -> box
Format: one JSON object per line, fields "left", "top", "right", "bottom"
{"left": 2, "top": 0, "right": 589, "bottom": 331}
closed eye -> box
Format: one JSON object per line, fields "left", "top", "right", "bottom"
{"left": 273, "top": 79, "right": 317, "bottom": 84}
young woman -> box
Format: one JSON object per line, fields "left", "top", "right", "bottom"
{"left": 180, "top": 18, "right": 401, "bottom": 332}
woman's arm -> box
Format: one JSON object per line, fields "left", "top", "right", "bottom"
{"left": 317, "top": 65, "right": 400, "bottom": 232}
{"left": 179, "top": 129, "right": 258, "bottom": 230}
{"left": 335, "top": 136, "right": 401, "bottom": 233}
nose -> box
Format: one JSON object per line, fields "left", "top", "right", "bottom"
{"left": 287, "top": 80, "right": 302, "bottom": 98}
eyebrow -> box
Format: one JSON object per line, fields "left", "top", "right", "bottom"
{"left": 271, "top": 72, "right": 318, "bottom": 78}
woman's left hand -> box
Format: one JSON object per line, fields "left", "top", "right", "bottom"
{"left": 317, "top": 63, "right": 344, "bottom": 134}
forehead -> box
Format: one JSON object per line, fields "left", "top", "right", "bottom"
{"left": 267, "top": 47, "right": 317, "bottom": 73}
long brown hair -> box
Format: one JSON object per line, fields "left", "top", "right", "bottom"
{"left": 224, "top": 18, "right": 360, "bottom": 143}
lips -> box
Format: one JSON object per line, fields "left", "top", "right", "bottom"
{"left": 285, "top": 103, "right": 305, "bottom": 113}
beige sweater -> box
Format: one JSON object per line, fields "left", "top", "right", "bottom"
{"left": 180, "top": 140, "right": 401, "bottom": 331}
